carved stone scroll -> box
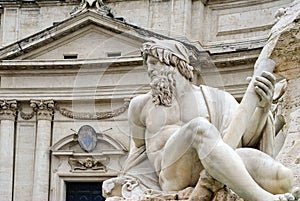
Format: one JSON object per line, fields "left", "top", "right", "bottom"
{"left": 70, "top": 0, "right": 111, "bottom": 16}
{"left": 68, "top": 157, "right": 108, "bottom": 172}
{"left": 30, "top": 100, "right": 54, "bottom": 120}
{"left": 19, "top": 105, "right": 35, "bottom": 120}
{"left": 0, "top": 100, "right": 18, "bottom": 120}
{"left": 56, "top": 99, "right": 130, "bottom": 120}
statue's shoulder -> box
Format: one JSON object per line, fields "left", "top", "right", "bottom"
{"left": 130, "top": 93, "right": 152, "bottom": 106}
{"left": 200, "top": 85, "right": 238, "bottom": 105}
{"left": 128, "top": 93, "right": 152, "bottom": 114}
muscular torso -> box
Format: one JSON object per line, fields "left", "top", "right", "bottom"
{"left": 135, "top": 87, "right": 210, "bottom": 171}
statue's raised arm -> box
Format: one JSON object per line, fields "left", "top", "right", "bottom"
{"left": 223, "top": 59, "right": 276, "bottom": 155}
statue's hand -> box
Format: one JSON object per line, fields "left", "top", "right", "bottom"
{"left": 254, "top": 71, "right": 276, "bottom": 109}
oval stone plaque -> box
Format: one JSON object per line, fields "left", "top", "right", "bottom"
{"left": 77, "top": 125, "right": 97, "bottom": 152}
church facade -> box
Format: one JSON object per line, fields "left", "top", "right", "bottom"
{"left": 0, "top": 0, "right": 299, "bottom": 200}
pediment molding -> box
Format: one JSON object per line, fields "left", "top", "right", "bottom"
{"left": 0, "top": 11, "right": 143, "bottom": 60}
{"left": 50, "top": 132, "right": 128, "bottom": 154}
{"left": 50, "top": 130, "right": 128, "bottom": 174}
{"left": 206, "top": 0, "right": 277, "bottom": 9}
{"left": 0, "top": 56, "right": 143, "bottom": 70}
{"left": 0, "top": 10, "right": 201, "bottom": 64}
{"left": 0, "top": 10, "right": 159, "bottom": 60}
{"left": 18, "top": 23, "right": 144, "bottom": 60}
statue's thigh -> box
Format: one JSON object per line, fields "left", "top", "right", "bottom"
{"left": 159, "top": 127, "right": 204, "bottom": 191}
{"left": 159, "top": 147, "right": 203, "bottom": 191}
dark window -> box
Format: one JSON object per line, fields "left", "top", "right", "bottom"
{"left": 66, "top": 182, "right": 105, "bottom": 201}
{"left": 64, "top": 54, "right": 78, "bottom": 59}
{"left": 107, "top": 52, "right": 121, "bottom": 57}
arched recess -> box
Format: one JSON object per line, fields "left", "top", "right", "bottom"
{"left": 49, "top": 131, "right": 128, "bottom": 201}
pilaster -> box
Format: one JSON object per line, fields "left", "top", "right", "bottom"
{"left": 0, "top": 100, "right": 17, "bottom": 201}
{"left": 31, "top": 99, "right": 54, "bottom": 201}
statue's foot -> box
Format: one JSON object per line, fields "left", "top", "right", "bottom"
{"left": 291, "top": 187, "right": 300, "bottom": 200}
{"left": 276, "top": 193, "right": 295, "bottom": 201}
{"left": 274, "top": 187, "right": 300, "bottom": 201}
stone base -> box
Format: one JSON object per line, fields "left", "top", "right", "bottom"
{"left": 106, "top": 186, "right": 243, "bottom": 201}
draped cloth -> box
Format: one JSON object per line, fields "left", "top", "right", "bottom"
{"left": 103, "top": 85, "right": 275, "bottom": 199}
{"left": 200, "top": 85, "right": 275, "bottom": 157}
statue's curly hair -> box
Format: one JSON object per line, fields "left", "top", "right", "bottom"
{"left": 141, "top": 41, "right": 194, "bottom": 81}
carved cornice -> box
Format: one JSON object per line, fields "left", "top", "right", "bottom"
{"left": 0, "top": 57, "right": 143, "bottom": 70}
{"left": 206, "top": 0, "right": 277, "bottom": 9}
{"left": 55, "top": 99, "right": 130, "bottom": 120}
{"left": 30, "top": 100, "right": 55, "bottom": 120}
{"left": 0, "top": 100, "right": 18, "bottom": 121}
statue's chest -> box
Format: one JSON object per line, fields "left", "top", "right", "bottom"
{"left": 142, "top": 94, "right": 209, "bottom": 133}
{"left": 144, "top": 103, "right": 181, "bottom": 132}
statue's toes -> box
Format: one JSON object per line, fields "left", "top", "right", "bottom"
{"left": 284, "top": 193, "right": 295, "bottom": 201}
{"left": 292, "top": 187, "right": 300, "bottom": 199}
{"left": 278, "top": 193, "right": 295, "bottom": 201}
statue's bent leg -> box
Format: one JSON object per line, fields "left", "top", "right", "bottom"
{"left": 236, "top": 148, "right": 293, "bottom": 194}
{"left": 159, "top": 117, "right": 213, "bottom": 191}
{"left": 160, "top": 117, "right": 278, "bottom": 201}
{"left": 159, "top": 134, "right": 203, "bottom": 191}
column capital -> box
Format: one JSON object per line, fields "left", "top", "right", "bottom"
{"left": 30, "top": 100, "right": 55, "bottom": 120}
{"left": 0, "top": 100, "right": 18, "bottom": 120}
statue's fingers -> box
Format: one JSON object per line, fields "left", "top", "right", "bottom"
{"left": 262, "top": 71, "right": 276, "bottom": 85}
{"left": 254, "top": 79, "right": 271, "bottom": 96}
{"left": 255, "top": 76, "right": 274, "bottom": 92}
{"left": 255, "top": 86, "right": 268, "bottom": 100}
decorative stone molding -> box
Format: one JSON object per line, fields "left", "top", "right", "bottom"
{"left": 0, "top": 100, "right": 18, "bottom": 120}
{"left": 30, "top": 100, "right": 55, "bottom": 120}
{"left": 70, "top": 0, "right": 112, "bottom": 16}
{"left": 19, "top": 109, "right": 35, "bottom": 120}
{"left": 19, "top": 104, "right": 35, "bottom": 120}
{"left": 55, "top": 99, "right": 130, "bottom": 120}
{"left": 68, "top": 157, "right": 109, "bottom": 172}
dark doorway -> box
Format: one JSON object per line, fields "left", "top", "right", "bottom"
{"left": 66, "top": 182, "right": 105, "bottom": 201}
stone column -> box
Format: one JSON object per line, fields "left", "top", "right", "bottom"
{"left": 31, "top": 100, "right": 54, "bottom": 201}
{"left": 0, "top": 100, "right": 17, "bottom": 201}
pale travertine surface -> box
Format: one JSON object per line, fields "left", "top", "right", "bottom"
{"left": 0, "top": 0, "right": 299, "bottom": 201}
{"left": 102, "top": 39, "right": 298, "bottom": 201}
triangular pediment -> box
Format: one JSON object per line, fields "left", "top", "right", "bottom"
{"left": 0, "top": 10, "right": 172, "bottom": 60}
{"left": 19, "top": 24, "right": 142, "bottom": 60}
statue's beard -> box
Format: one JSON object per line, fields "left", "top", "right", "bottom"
{"left": 150, "top": 69, "right": 176, "bottom": 107}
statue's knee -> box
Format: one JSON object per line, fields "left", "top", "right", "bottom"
{"left": 278, "top": 166, "right": 293, "bottom": 192}
{"left": 187, "top": 117, "right": 210, "bottom": 132}
{"left": 278, "top": 166, "right": 293, "bottom": 180}
{"left": 160, "top": 173, "right": 187, "bottom": 191}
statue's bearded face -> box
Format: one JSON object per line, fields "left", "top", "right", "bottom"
{"left": 146, "top": 55, "right": 176, "bottom": 107}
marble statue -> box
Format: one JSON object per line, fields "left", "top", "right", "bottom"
{"left": 103, "top": 39, "right": 299, "bottom": 201}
